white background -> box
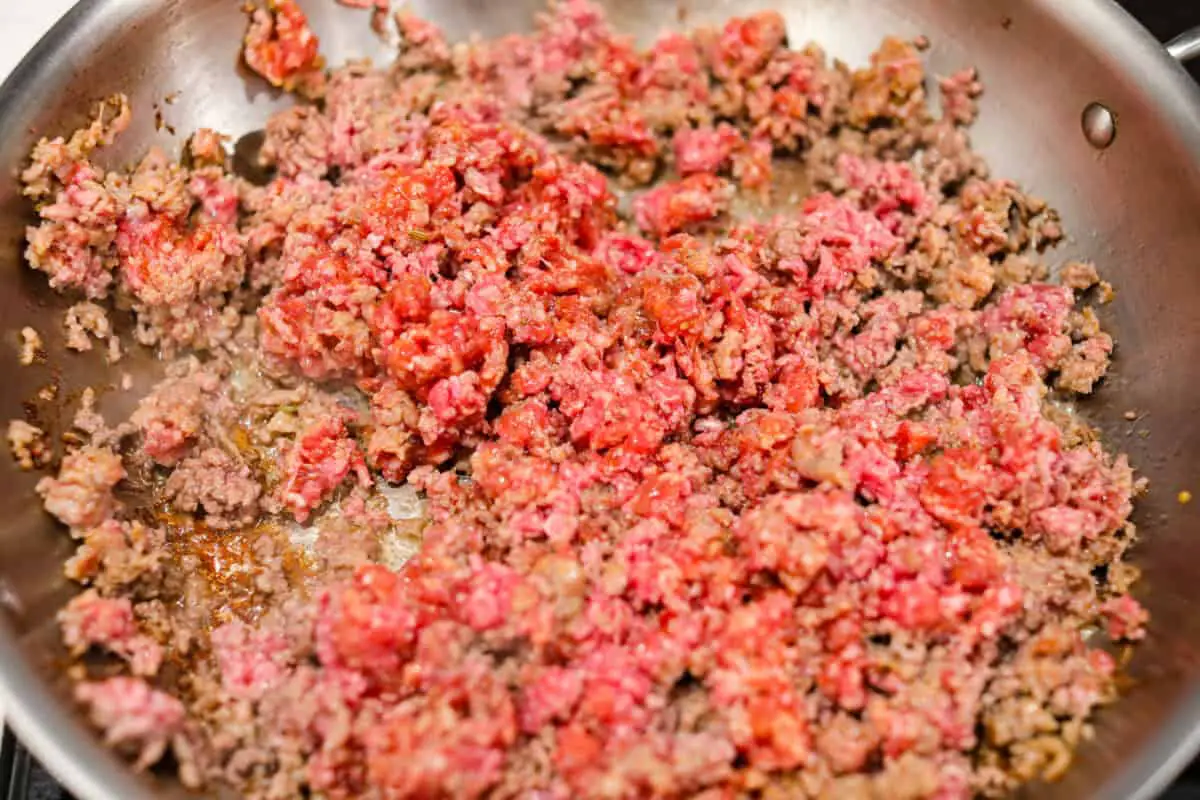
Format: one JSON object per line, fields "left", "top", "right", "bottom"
{"left": 1, "top": 3, "right": 78, "bottom": 84}
{"left": 0, "top": 0, "right": 77, "bottom": 724}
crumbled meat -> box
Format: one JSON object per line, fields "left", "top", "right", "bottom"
{"left": 129, "top": 359, "right": 221, "bottom": 466}
{"left": 7, "top": 419, "right": 49, "bottom": 469}
{"left": 22, "top": 92, "right": 245, "bottom": 351}
{"left": 395, "top": 10, "right": 452, "bottom": 71}
{"left": 1103, "top": 593, "right": 1148, "bottom": 641}
{"left": 278, "top": 416, "right": 368, "bottom": 521}
{"left": 71, "top": 387, "right": 121, "bottom": 447}
{"left": 59, "top": 590, "right": 163, "bottom": 676}
{"left": 673, "top": 124, "right": 743, "bottom": 176}
{"left": 37, "top": 446, "right": 124, "bottom": 530}
{"left": 1060, "top": 260, "right": 1100, "bottom": 291}
{"left": 940, "top": 68, "right": 983, "bottom": 126}
{"left": 22, "top": 96, "right": 130, "bottom": 300}
{"left": 188, "top": 128, "right": 227, "bottom": 167}
{"left": 210, "top": 620, "right": 292, "bottom": 701}
{"left": 260, "top": 105, "right": 333, "bottom": 178}
{"left": 164, "top": 448, "right": 262, "bottom": 529}
{"left": 635, "top": 173, "right": 734, "bottom": 236}
{"left": 64, "top": 301, "right": 111, "bottom": 351}
{"left": 18, "top": 326, "right": 43, "bottom": 365}
{"left": 1055, "top": 332, "right": 1113, "bottom": 393}
{"left": 75, "top": 678, "right": 185, "bottom": 770}
{"left": 63, "top": 519, "right": 164, "bottom": 591}
{"left": 242, "top": 0, "right": 324, "bottom": 94}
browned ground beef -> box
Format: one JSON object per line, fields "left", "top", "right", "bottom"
{"left": 13, "top": 2, "right": 1145, "bottom": 798}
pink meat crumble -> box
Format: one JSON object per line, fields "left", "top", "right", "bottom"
{"left": 243, "top": 0, "right": 324, "bottom": 92}
{"left": 59, "top": 591, "right": 163, "bottom": 676}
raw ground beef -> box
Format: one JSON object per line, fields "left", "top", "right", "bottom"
{"left": 242, "top": 0, "right": 325, "bottom": 95}
{"left": 15, "top": 2, "right": 1146, "bottom": 799}
{"left": 75, "top": 677, "right": 186, "bottom": 770}
{"left": 59, "top": 590, "right": 164, "bottom": 676}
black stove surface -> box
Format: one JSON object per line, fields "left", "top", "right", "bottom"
{"left": 2, "top": 1, "right": 1199, "bottom": 799}
{"left": 1, "top": 727, "right": 64, "bottom": 800}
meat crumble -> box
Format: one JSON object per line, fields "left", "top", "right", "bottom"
{"left": 14, "top": 2, "right": 1144, "bottom": 798}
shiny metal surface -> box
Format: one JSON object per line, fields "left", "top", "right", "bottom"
{"left": 1, "top": 1, "right": 1200, "bottom": 798}
{"left": 1166, "top": 25, "right": 1200, "bottom": 62}
{"left": 1081, "top": 101, "right": 1119, "bottom": 149}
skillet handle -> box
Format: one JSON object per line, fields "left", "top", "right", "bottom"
{"left": 1166, "top": 26, "right": 1200, "bottom": 63}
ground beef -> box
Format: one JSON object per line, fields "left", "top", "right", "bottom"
{"left": 673, "top": 123, "right": 743, "bottom": 176}
{"left": 243, "top": 0, "right": 325, "bottom": 94}
{"left": 18, "top": 326, "right": 43, "bottom": 366}
{"left": 260, "top": 106, "right": 333, "bottom": 178}
{"left": 64, "top": 300, "right": 111, "bottom": 351}
{"left": 36, "top": 446, "right": 124, "bottom": 531}
{"left": 164, "top": 448, "right": 263, "bottom": 529}
{"left": 634, "top": 173, "right": 734, "bottom": 236}
{"left": 7, "top": 419, "right": 48, "bottom": 469}
{"left": 107, "top": 334, "right": 124, "bottom": 363}
{"left": 20, "top": 3, "right": 1143, "bottom": 799}
{"left": 1055, "top": 333, "right": 1113, "bottom": 394}
{"left": 1103, "top": 594, "right": 1149, "bottom": 641}
{"left": 22, "top": 96, "right": 130, "bottom": 300}
{"left": 130, "top": 358, "right": 222, "bottom": 465}
{"left": 23, "top": 92, "right": 247, "bottom": 350}
{"left": 70, "top": 387, "right": 124, "bottom": 447}
{"left": 189, "top": 128, "right": 228, "bottom": 167}
{"left": 277, "top": 415, "right": 369, "bottom": 521}
{"left": 940, "top": 68, "right": 983, "bottom": 127}
{"left": 1060, "top": 260, "right": 1100, "bottom": 291}
{"left": 74, "top": 677, "right": 186, "bottom": 770}
{"left": 63, "top": 519, "right": 164, "bottom": 592}
{"left": 58, "top": 590, "right": 163, "bottom": 676}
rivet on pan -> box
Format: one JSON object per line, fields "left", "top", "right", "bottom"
{"left": 1082, "top": 102, "right": 1116, "bottom": 150}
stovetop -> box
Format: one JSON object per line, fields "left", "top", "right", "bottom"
{"left": 1, "top": 2, "right": 1198, "bottom": 799}
{"left": 1, "top": 727, "right": 63, "bottom": 800}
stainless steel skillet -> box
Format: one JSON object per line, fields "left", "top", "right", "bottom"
{"left": 1, "top": 1, "right": 1199, "bottom": 798}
